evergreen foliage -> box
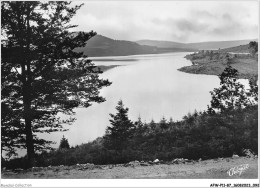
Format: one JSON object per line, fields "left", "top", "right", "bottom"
{"left": 1, "top": 1, "right": 111, "bottom": 167}
{"left": 104, "top": 100, "right": 135, "bottom": 152}
{"left": 209, "top": 65, "right": 257, "bottom": 113}
{"left": 59, "top": 136, "right": 70, "bottom": 150}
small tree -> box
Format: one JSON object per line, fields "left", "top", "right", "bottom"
{"left": 59, "top": 135, "right": 70, "bottom": 150}
{"left": 248, "top": 41, "right": 258, "bottom": 56}
{"left": 135, "top": 116, "right": 143, "bottom": 130}
{"left": 209, "top": 66, "right": 256, "bottom": 113}
{"left": 159, "top": 116, "right": 168, "bottom": 129}
{"left": 147, "top": 119, "right": 156, "bottom": 134}
{"left": 104, "top": 100, "right": 135, "bottom": 151}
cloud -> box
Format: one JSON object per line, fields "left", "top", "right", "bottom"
{"left": 71, "top": 1, "right": 258, "bottom": 42}
{"left": 191, "top": 10, "right": 216, "bottom": 18}
{"left": 175, "top": 19, "right": 209, "bottom": 32}
{"left": 152, "top": 17, "right": 209, "bottom": 33}
{"left": 150, "top": 17, "right": 211, "bottom": 42}
{"left": 222, "top": 13, "right": 232, "bottom": 21}
{"left": 211, "top": 24, "right": 241, "bottom": 35}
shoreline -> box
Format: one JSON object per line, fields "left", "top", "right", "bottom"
{"left": 97, "top": 65, "right": 120, "bottom": 72}
{"left": 89, "top": 51, "right": 193, "bottom": 59}
{"left": 178, "top": 52, "right": 258, "bottom": 81}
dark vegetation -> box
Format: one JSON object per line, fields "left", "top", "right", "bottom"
{"left": 1, "top": 1, "right": 111, "bottom": 167}
{"left": 179, "top": 42, "right": 258, "bottom": 80}
{"left": 2, "top": 66, "right": 258, "bottom": 169}
{"left": 59, "top": 136, "right": 70, "bottom": 150}
{"left": 75, "top": 35, "right": 197, "bottom": 57}
{"left": 248, "top": 41, "right": 258, "bottom": 56}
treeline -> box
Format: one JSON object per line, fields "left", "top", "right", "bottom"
{"left": 185, "top": 50, "right": 255, "bottom": 64}
{"left": 2, "top": 66, "right": 258, "bottom": 169}
{"left": 185, "top": 41, "right": 258, "bottom": 63}
{"left": 3, "top": 105, "right": 257, "bottom": 169}
{"left": 182, "top": 42, "right": 258, "bottom": 82}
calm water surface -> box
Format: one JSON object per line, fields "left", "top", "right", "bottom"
{"left": 43, "top": 52, "right": 221, "bottom": 147}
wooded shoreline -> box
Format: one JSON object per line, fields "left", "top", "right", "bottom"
{"left": 178, "top": 50, "right": 258, "bottom": 81}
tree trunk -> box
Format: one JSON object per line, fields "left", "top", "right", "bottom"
{"left": 23, "top": 4, "right": 35, "bottom": 168}
{"left": 25, "top": 108, "right": 35, "bottom": 168}
{"left": 23, "top": 78, "right": 35, "bottom": 168}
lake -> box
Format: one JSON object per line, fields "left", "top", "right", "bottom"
{"left": 43, "top": 52, "right": 222, "bottom": 147}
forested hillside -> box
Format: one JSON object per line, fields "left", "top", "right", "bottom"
{"left": 74, "top": 35, "right": 196, "bottom": 57}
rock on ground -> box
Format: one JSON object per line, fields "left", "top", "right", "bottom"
{"left": 1, "top": 157, "right": 258, "bottom": 179}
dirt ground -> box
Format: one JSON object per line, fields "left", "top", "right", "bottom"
{"left": 1, "top": 157, "right": 258, "bottom": 179}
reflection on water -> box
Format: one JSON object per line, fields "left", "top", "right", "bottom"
{"left": 42, "top": 52, "right": 222, "bottom": 147}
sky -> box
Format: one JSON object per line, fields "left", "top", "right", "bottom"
{"left": 70, "top": 1, "right": 259, "bottom": 43}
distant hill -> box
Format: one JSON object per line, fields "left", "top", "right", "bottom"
{"left": 75, "top": 34, "right": 257, "bottom": 57}
{"left": 136, "top": 40, "right": 188, "bottom": 49}
{"left": 217, "top": 44, "right": 251, "bottom": 53}
{"left": 75, "top": 35, "right": 197, "bottom": 57}
{"left": 136, "top": 39, "right": 257, "bottom": 50}
{"left": 187, "top": 39, "right": 257, "bottom": 50}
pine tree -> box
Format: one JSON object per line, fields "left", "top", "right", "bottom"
{"left": 59, "top": 136, "right": 70, "bottom": 150}
{"left": 159, "top": 116, "right": 168, "bottom": 129}
{"left": 135, "top": 115, "right": 143, "bottom": 130}
{"left": 149, "top": 119, "right": 156, "bottom": 130}
{"left": 104, "top": 100, "right": 134, "bottom": 151}
{"left": 209, "top": 66, "right": 255, "bottom": 113}
{"left": 1, "top": 1, "right": 111, "bottom": 167}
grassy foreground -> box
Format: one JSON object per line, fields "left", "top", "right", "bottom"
{"left": 2, "top": 157, "right": 258, "bottom": 179}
